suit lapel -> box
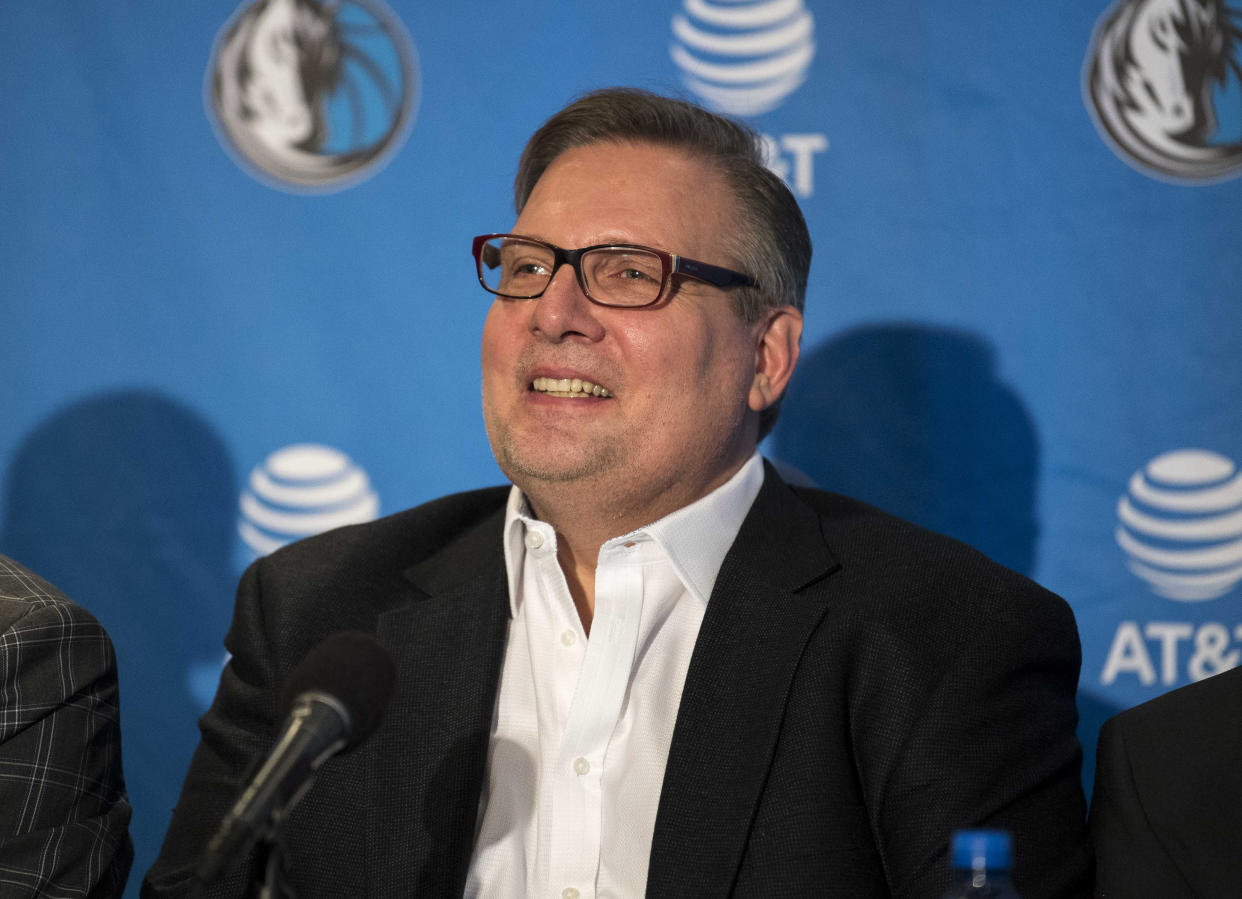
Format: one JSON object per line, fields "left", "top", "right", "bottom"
{"left": 364, "top": 507, "right": 510, "bottom": 898}
{"left": 647, "top": 466, "right": 841, "bottom": 896}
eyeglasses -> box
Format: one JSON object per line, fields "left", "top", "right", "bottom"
{"left": 472, "top": 233, "right": 757, "bottom": 308}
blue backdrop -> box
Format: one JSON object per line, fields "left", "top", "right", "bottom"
{"left": 3, "top": 1, "right": 1241, "bottom": 890}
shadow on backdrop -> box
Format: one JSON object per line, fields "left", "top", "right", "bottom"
{"left": 772, "top": 323, "right": 1040, "bottom": 576}
{"left": 0, "top": 389, "right": 236, "bottom": 894}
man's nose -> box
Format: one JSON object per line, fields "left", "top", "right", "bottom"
{"left": 529, "top": 264, "right": 606, "bottom": 342}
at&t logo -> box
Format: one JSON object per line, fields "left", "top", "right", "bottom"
{"left": 1116, "top": 449, "right": 1242, "bottom": 601}
{"left": 1101, "top": 448, "right": 1242, "bottom": 687}
{"left": 207, "top": 0, "right": 418, "bottom": 192}
{"left": 671, "top": 0, "right": 816, "bottom": 116}
{"left": 669, "top": 0, "right": 828, "bottom": 198}
{"left": 238, "top": 444, "right": 379, "bottom": 557}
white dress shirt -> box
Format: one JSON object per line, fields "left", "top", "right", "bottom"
{"left": 464, "top": 453, "right": 765, "bottom": 899}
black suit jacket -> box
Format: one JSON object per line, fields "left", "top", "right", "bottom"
{"left": 144, "top": 466, "right": 1090, "bottom": 897}
{"left": 1090, "top": 665, "right": 1242, "bottom": 898}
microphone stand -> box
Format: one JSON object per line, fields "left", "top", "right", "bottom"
{"left": 252, "top": 829, "right": 297, "bottom": 899}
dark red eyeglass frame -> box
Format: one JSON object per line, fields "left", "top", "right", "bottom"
{"left": 472, "top": 233, "right": 757, "bottom": 308}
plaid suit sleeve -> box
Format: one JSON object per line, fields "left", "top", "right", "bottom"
{"left": 0, "top": 556, "right": 133, "bottom": 898}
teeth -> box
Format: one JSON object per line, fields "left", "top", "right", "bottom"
{"left": 531, "top": 376, "right": 612, "bottom": 398}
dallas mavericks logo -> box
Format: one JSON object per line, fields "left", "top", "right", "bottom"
{"left": 1085, "top": 0, "right": 1242, "bottom": 182}
{"left": 670, "top": 0, "right": 816, "bottom": 116}
{"left": 238, "top": 444, "right": 379, "bottom": 557}
{"left": 1116, "top": 449, "right": 1242, "bottom": 600}
{"left": 207, "top": 0, "right": 418, "bottom": 191}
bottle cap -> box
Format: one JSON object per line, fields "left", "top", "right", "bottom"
{"left": 951, "top": 829, "right": 1012, "bottom": 872}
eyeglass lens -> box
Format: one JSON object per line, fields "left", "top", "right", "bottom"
{"left": 479, "top": 236, "right": 665, "bottom": 307}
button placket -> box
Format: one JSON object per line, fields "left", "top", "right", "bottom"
{"left": 546, "top": 558, "right": 644, "bottom": 899}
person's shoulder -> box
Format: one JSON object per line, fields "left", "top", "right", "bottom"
{"left": 789, "top": 483, "right": 1047, "bottom": 589}
{"left": 1094, "top": 666, "right": 1242, "bottom": 883}
{"left": 223, "top": 486, "right": 511, "bottom": 655}
{"left": 0, "top": 556, "right": 131, "bottom": 897}
{"left": 0, "top": 552, "right": 73, "bottom": 605}
{"left": 0, "top": 553, "right": 107, "bottom": 634}
{"left": 256, "top": 484, "right": 510, "bottom": 583}
{"left": 782, "top": 482, "right": 1070, "bottom": 628}
{"left": 1107, "top": 666, "right": 1242, "bottom": 745}
{"left": 788, "top": 482, "right": 933, "bottom": 543}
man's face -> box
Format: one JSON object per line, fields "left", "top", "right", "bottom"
{"left": 480, "top": 140, "right": 778, "bottom": 522}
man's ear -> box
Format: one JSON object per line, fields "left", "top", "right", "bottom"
{"left": 748, "top": 305, "right": 802, "bottom": 413}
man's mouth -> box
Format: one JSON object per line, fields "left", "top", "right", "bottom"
{"left": 531, "top": 376, "right": 613, "bottom": 398}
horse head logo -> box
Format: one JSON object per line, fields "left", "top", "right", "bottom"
{"left": 1085, "top": 0, "right": 1242, "bottom": 182}
{"left": 208, "top": 0, "right": 417, "bottom": 191}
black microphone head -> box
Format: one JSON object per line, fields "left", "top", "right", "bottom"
{"left": 281, "top": 631, "right": 397, "bottom": 750}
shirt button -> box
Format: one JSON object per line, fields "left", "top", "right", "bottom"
{"left": 562, "top": 889, "right": 580, "bottom": 899}
{"left": 560, "top": 629, "right": 577, "bottom": 647}
{"left": 573, "top": 757, "right": 590, "bottom": 776}
{"left": 525, "top": 531, "right": 544, "bottom": 549}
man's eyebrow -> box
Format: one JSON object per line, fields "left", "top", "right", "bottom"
{"left": 519, "top": 232, "right": 654, "bottom": 248}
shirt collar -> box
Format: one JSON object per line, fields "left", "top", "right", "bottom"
{"left": 501, "top": 452, "right": 765, "bottom": 614}
{"left": 640, "top": 452, "right": 764, "bottom": 605}
{"left": 502, "top": 487, "right": 539, "bottom": 617}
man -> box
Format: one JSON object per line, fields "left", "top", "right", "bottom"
{"left": 144, "top": 88, "right": 1090, "bottom": 897}
{"left": 0, "top": 553, "right": 133, "bottom": 896}
{"left": 1090, "top": 665, "right": 1242, "bottom": 897}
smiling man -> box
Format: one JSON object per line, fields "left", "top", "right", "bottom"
{"left": 478, "top": 137, "right": 799, "bottom": 636}
{"left": 145, "top": 89, "right": 1091, "bottom": 898}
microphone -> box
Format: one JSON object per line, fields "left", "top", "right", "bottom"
{"left": 196, "top": 630, "right": 397, "bottom": 884}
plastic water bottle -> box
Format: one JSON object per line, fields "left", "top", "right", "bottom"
{"left": 941, "top": 829, "right": 1020, "bottom": 898}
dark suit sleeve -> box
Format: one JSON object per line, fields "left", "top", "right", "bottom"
{"left": 142, "top": 559, "right": 283, "bottom": 898}
{"left": 1089, "top": 716, "right": 1196, "bottom": 898}
{"left": 0, "top": 595, "right": 133, "bottom": 898}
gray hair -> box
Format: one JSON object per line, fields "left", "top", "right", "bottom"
{"left": 513, "top": 87, "right": 811, "bottom": 437}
